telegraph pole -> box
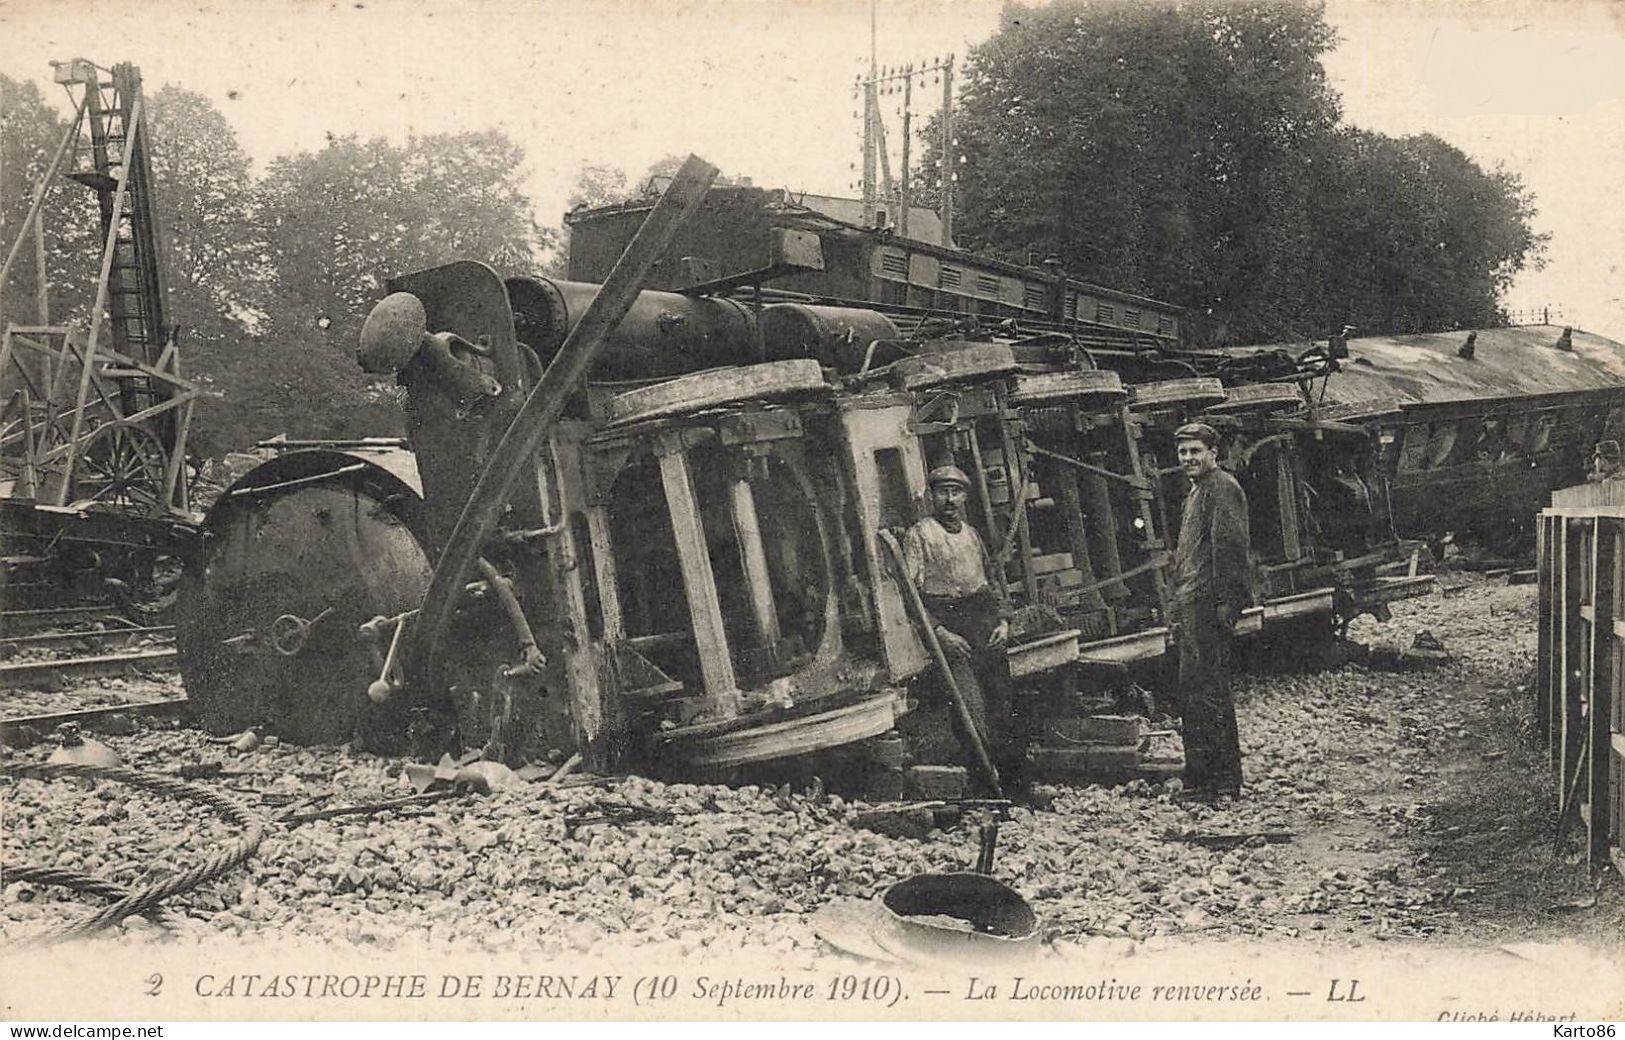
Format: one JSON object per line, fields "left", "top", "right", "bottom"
{"left": 899, "top": 67, "right": 911, "bottom": 238}
{"left": 861, "top": 1, "right": 878, "bottom": 227}
{"left": 859, "top": 54, "right": 956, "bottom": 243}
{"left": 940, "top": 56, "right": 955, "bottom": 246}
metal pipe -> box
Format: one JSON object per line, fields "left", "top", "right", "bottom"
{"left": 227, "top": 463, "right": 368, "bottom": 499}
{"left": 1027, "top": 440, "right": 1144, "bottom": 487}
{"left": 476, "top": 558, "right": 544, "bottom": 676}
{"left": 403, "top": 157, "right": 718, "bottom": 691}
{"left": 995, "top": 403, "right": 1039, "bottom": 603}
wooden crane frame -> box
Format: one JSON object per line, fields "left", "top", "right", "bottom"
{"left": 0, "top": 59, "right": 194, "bottom": 515}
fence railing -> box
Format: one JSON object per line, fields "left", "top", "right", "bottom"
{"left": 1503, "top": 307, "right": 1564, "bottom": 328}
{"left": 1537, "top": 481, "right": 1625, "bottom": 874}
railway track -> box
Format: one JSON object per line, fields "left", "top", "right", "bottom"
{"left": 0, "top": 605, "right": 185, "bottom": 743}
{"left": 0, "top": 646, "right": 178, "bottom": 685}
{"left": 0, "top": 605, "right": 128, "bottom": 636}
{"left": 0, "top": 696, "right": 189, "bottom": 738}
{"left": 0, "top": 624, "right": 174, "bottom": 653}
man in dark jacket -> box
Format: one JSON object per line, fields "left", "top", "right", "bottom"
{"left": 1169, "top": 422, "right": 1251, "bottom": 803}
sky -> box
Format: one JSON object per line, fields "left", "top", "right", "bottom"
{"left": 2, "top": 0, "right": 1623, "bottom": 341}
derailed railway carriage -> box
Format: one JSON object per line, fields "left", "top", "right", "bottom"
{"left": 178, "top": 172, "right": 1429, "bottom": 780}
{"left": 1299, "top": 325, "right": 1625, "bottom": 543}
{"left": 180, "top": 259, "right": 1013, "bottom": 770}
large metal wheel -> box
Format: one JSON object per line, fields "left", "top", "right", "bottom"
{"left": 605, "top": 359, "right": 828, "bottom": 426}
{"left": 1316, "top": 397, "right": 1404, "bottom": 422}
{"left": 1010, "top": 369, "right": 1127, "bottom": 405}
{"left": 1205, "top": 382, "right": 1307, "bottom": 414}
{"left": 891, "top": 344, "right": 1018, "bottom": 390}
{"left": 71, "top": 423, "right": 169, "bottom": 514}
{"left": 1128, "top": 377, "right": 1227, "bottom": 410}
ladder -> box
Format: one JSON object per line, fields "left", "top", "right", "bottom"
{"left": 58, "top": 59, "right": 173, "bottom": 442}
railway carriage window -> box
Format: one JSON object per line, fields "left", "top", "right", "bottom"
{"left": 1526, "top": 414, "right": 1555, "bottom": 454}
{"left": 1396, "top": 426, "right": 1433, "bottom": 472}
{"left": 1473, "top": 417, "right": 1515, "bottom": 461}
{"left": 688, "top": 449, "right": 753, "bottom": 658}
{"left": 1426, "top": 421, "right": 1460, "bottom": 469}
{"left": 689, "top": 445, "right": 831, "bottom": 682}
{"left": 607, "top": 460, "right": 699, "bottom": 686}
{"left": 1440, "top": 419, "right": 1481, "bottom": 467}
{"left": 873, "top": 447, "right": 916, "bottom": 529}
{"left": 1505, "top": 415, "right": 1531, "bottom": 457}
{"left": 755, "top": 454, "right": 832, "bottom": 662}
{"left": 1236, "top": 439, "right": 1290, "bottom": 562}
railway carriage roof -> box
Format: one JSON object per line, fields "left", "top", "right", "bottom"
{"left": 1248, "top": 325, "right": 1625, "bottom": 411}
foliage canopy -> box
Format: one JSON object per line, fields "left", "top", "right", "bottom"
{"left": 924, "top": 0, "right": 1545, "bottom": 345}
{"left": 2, "top": 81, "right": 552, "bottom": 456}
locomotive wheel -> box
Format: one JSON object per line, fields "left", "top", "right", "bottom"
{"left": 605, "top": 359, "right": 828, "bottom": 426}
{"left": 1128, "top": 377, "right": 1227, "bottom": 410}
{"left": 1316, "top": 397, "right": 1404, "bottom": 422}
{"left": 71, "top": 424, "right": 169, "bottom": 514}
{"left": 891, "top": 343, "right": 1018, "bottom": 390}
{"left": 1205, "top": 382, "right": 1307, "bottom": 414}
{"left": 1010, "top": 369, "right": 1127, "bottom": 405}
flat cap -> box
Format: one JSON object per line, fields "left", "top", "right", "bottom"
{"left": 1173, "top": 422, "right": 1220, "bottom": 448}
{"left": 927, "top": 464, "right": 971, "bottom": 489}
{"left": 1595, "top": 440, "right": 1621, "bottom": 460}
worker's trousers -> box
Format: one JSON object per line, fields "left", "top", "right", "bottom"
{"left": 923, "top": 588, "right": 1024, "bottom": 793}
{"left": 1174, "top": 598, "right": 1243, "bottom": 796}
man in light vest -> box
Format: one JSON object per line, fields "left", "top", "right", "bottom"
{"left": 900, "top": 464, "right": 1023, "bottom": 793}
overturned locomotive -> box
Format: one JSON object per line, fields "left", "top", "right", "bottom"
{"left": 178, "top": 165, "right": 1436, "bottom": 784}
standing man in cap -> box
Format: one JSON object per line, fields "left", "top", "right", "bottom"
{"left": 1170, "top": 422, "right": 1252, "bottom": 803}
{"left": 900, "top": 464, "right": 1023, "bottom": 793}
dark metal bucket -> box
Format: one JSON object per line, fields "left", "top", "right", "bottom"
{"left": 875, "top": 872, "right": 1040, "bottom": 962}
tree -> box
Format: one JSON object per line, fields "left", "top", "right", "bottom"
{"left": 139, "top": 87, "right": 283, "bottom": 456}
{"left": 146, "top": 86, "right": 268, "bottom": 320}
{"left": 567, "top": 162, "right": 630, "bottom": 211}
{"left": 258, "top": 130, "right": 551, "bottom": 336}
{"left": 932, "top": 0, "right": 1542, "bottom": 344}
{"left": 189, "top": 128, "right": 556, "bottom": 451}
{"left": 1319, "top": 131, "right": 1545, "bottom": 334}
{"left": 637, "top": 154, "right": 744, "bottom": 190}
